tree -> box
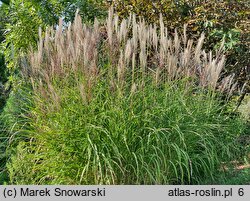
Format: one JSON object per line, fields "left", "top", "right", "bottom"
{"left": 1, "top": 0, "right": 10, "bottom": 5}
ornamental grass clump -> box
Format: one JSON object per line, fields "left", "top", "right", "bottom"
{"left": 6, "top": 8, "right": 246, "bottom": 184}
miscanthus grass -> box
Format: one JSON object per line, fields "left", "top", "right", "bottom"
{"left": 5, "top": 8, "right": 247, "bottom": 184}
